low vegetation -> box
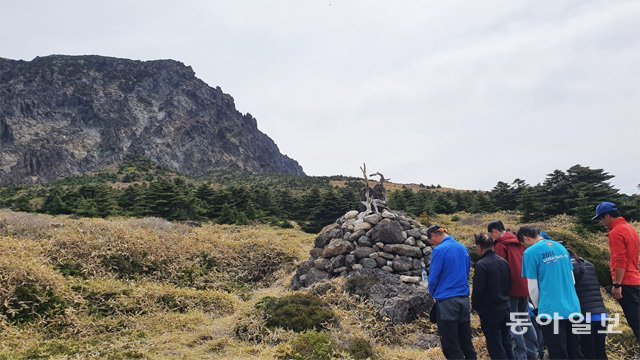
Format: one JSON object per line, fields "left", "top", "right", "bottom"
{"left": 0, "top": 209, "right": 638, "bottom": 359}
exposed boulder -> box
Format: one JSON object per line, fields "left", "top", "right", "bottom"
{"left": 345, "top": 269, "right": 434, "bottom": 324}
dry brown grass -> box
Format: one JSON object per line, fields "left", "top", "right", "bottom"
{"left": 0, "top": 209, "right": 638, "bottom": 359}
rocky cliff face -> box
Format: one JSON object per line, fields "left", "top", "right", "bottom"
{"left": 0, "top": 55, "right": 304, "bottom": 185}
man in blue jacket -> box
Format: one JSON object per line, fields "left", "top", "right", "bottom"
{"left": 428, "top": 225, "right": 477, "bottom": 359}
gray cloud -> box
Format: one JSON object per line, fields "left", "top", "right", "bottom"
{"left": 1, "top": 0, "right": 638, "bottom": 193}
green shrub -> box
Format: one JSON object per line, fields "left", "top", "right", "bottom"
{"left": 451, "top": 215, "right": 460, "bottom": 222}
{"left": 256, "top": 293, "right": 335, "bottom": 332}
{"left": 3, "top": 284, "right": 68, "bottom": 324}
{"left": 290, "top": 331, "right": 334, "bottom": 360}
{"left": 346, "top": 337, "right": 376, "bottom": 359}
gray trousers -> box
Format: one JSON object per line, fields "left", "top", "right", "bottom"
{"left": 509, "top": 297, "right": 539, "bottom": 360}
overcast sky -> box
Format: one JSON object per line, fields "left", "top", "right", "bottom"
{"left": 1, "top": 0, "right": 639, "bottom": 194}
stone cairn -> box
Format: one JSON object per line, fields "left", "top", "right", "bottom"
{"left": 292, "top": 165, "right": 433, "bottom": 290}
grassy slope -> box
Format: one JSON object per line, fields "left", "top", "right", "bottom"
{"left": 0, "top": 210, "right": 637, "bottom": 359}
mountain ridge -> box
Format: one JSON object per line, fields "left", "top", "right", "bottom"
{"left": 0, "top": 54, "right": 304, "bottom": 185}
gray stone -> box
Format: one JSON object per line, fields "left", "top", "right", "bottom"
{"left": 371, "top": 219, "right": 405, "bottom": 244}
{"left": 310, "top": 248, "right": 323, "bottom": 258}
{"left": 345, "top": 254, "right": 356, "bottom": 267}
{"left": 314, "top": 228, "right": 341, "bottom": 248}
{"left": 290, "top": 258, "right": 313, "bottom": 290}
{"left": 314, "top": 257, "right": 330, "bottom": 270}
{"left": 345, "top": 210, "right": 359, "bottom": 220}
{"left": 384, "top": 244, "right": 423, "bottom": 258}
{"left": 322, "top": 239, "right": 355, "bottom": 257}
{"left": 375, "top": 242, "right": 385, "bottom": 249}
{"left": 405, "top": 228, "right": 420, "bottom": 239}
{"left": 304, "top": 267, "right": 329, "bottom": 287}
{"left": 392, "top": 257, "right": 414, "bottom": 272}
{"left": 352, "top": 264, "right": 364, "bottom": 270}
{"left": 381, "top": 210, "right": 397, "bottom": 219}
{"left": 405, "top": 237, "right": 416, "bottom": 246}
{"left": 400, "top": 275, "right": 421, "bottom": 284}
{"left": 368, "top": 252, "right": 379, "bottom": 258}
{"left": 363, "top": 214, "right": 382, "bottom": 225}
{"left": 357, "top": 236, "right": 373, "bottom": 247}
{"left": 343, "top": 232, "right": 352, "bottom": 240}
{"left": 380, "top": 252, "right": 395, "bottom": 260}
{"left": 421, "top": 235, "right": 430, "bottom": 243}
{"left": 420, "top": 228, "right": 429, "bottom": 235}
{"left": 346, "top": 269, "right": 434, "bottom": 323}
{"left": 349, "top": 229, "right": 366, "bottom": 242}
{"left": 381, "top": 266, "right": 393, "bottom": 272}
{"left": 360, "top": 258, "right": 378, "bottom": 269}
{"left": 386, "top": 260, "right": 393, "bottom": 267}
{"left": 422, "top": 247, "right": 433, "bottom": 256}
{"left": 333, "top": 266, "right": 348, "bottom": 273}
{"left": 398, "top": 219, "right": 411, "bottom": 230}
{"left": 375, "top": 256, "right": 387, "bottom": 267}
{"left": 354, "top": 246, "right": 376, "bottom": 259}
{"left": 417, "top": 240, "right": 426, "bottom": 249}
{"left": 402, "top": 231, "right": 408, "bottom": 239}
{"left": 411, "top": 258, "right": 423, "bottom": 270}
{"left": 354, "top": 221, "right": 372, "bottom": 232}
{"left": 330, "top": 255, "right": 346, "bottom": 269}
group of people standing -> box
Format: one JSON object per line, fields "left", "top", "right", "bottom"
{"left": 426, "top": 201, "right": 640, "bottom": 360}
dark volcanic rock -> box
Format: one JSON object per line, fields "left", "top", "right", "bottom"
{"left": 371, "top": 219, "right": 405, "bottom": 244}
{"left": 0, "top": 55, "right": 305, "bottom": 185}
{"left": 346, "top": 269, "right": 433, "bottom": 323}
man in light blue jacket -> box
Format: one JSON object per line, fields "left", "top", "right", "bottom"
{"left": 428, "top": 225, "right": 477, "bottom": 359}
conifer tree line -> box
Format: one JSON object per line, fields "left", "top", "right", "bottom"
{"left": 0, "top": 163, "right": 637, "bottom": 233}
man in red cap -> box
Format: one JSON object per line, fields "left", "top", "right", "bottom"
{"left": 594, "top": 201, "right": 640, "bottom": 343}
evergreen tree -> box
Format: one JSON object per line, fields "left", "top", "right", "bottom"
{"left": 516, "top": 186, "right": 545, "bottom": 222}
{"left": 564, "top": 165, "right": 621, "bottom": 228}
{"left": 118, "top": 185, "right": 146, "bottom": 216}
{"left": 10, "top": 195, "right": 32, "bottom": 212}
{"left": 41, "top": 189, "right": 72, "bottom": 215}
{"left": 433, "top": 193, "right": 457, "bottom": 214}
{"left": 541, "top": 169, "right": 572, "bottom": 216}
{"left": 75, "top": 197, "right": 100, "bottom": 217}
{"left": 490, "top": 181, "right": 515, "bottom": 210}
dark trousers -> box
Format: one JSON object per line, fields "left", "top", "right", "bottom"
{"left": 618, "top": 285, "right": 640, "bottom": 344}
{"left": 480, "top": 313, "right": 514, "bottom": 360}
{"left": 540, "top": 319, "right": 584, "bottom": 359}
{"left": 436, "top": 297, "right": 477, "bottom": 359}
{"left": 579, "top": 321, "right": 607, "bottom": 360}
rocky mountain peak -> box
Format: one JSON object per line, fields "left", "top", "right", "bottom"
{"left": 0, "top": 55, "right": 304, "bottom": 185}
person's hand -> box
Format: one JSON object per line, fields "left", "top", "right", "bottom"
{"left": 612, "top": 286, "right": 623, "bottom": 300}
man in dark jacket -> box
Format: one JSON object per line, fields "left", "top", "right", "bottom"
{"left": 428, "top": 225, "right": 477, "bottom": 360}
{"left": 472, "top": 234, "right": 514, "bottom": 359}
{"left": 568, "top": 249, "right": 609, "bottom": 360}
{"left": 489, "top": 221, "right": 538, "bottom": 359}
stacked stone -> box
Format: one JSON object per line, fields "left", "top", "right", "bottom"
{"left": 292, "top": 209, "right": 433, "bottom": 289}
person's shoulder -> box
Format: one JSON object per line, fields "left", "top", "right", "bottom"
{"left": 523, "top": 242, "right": 541, "bottom": 256}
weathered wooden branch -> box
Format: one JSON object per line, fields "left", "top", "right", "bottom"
{"left": 360, "top": 163, "right": 373, "bottom": 214}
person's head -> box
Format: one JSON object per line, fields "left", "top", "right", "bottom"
{"left": 474, "top": 233, "right": 493, "bottom": 256}
{"left": 426, "top": 225, "right": 448, "bottom": 246}
{"left": 487, "top": 220, "right": 506, "bottom": 241}
{"left": 592, "top": 202, "right": 620, "bottom": 227}
{"left": 565, "top": 246, "right": 580, "bottom": 261}
{"left": 516, "top": 226, "right": 541, "bottom": 247}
